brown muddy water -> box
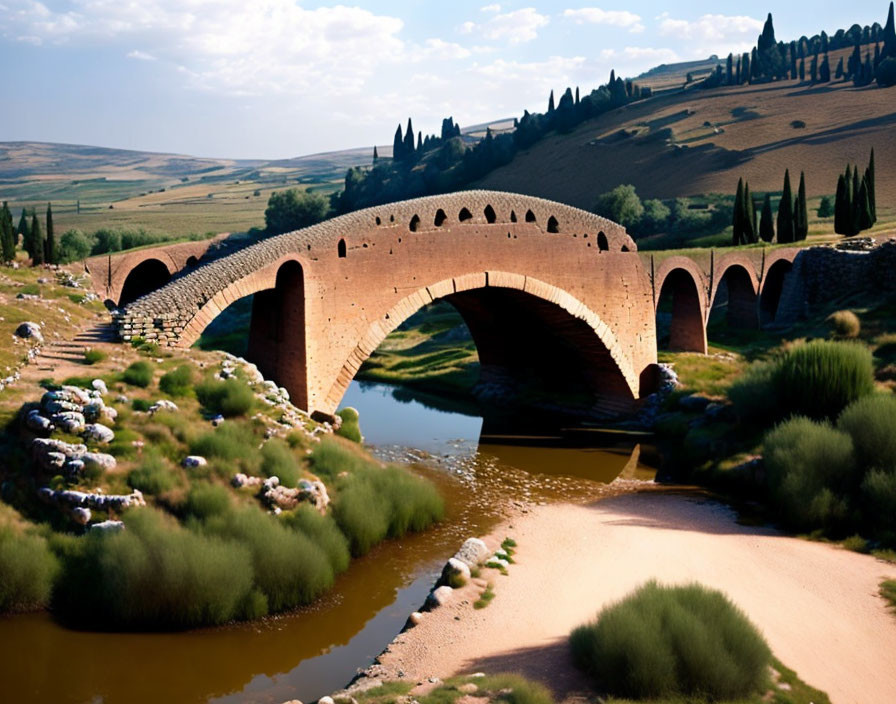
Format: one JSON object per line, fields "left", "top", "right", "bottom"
{"left": 0, "top": 381, "right": 656, "bottom": 704}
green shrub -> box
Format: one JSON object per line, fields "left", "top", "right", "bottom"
{"left": 837, "top": 395, "right": 896, "bottom": 471}
{"left": 185, "top": 483, "right": 233, "bottom": 520}
{"left": 196, "top": 377, "right": 255, "bottom": 417}
{"left": 260, "top": 439, "right": 300, "bottom": 487}
{"left": 310, "top": 438, "right": 375, "bottom": 480}
{"left": 0, "top": 528, "right": 59, "bottom": 613}
{"left": 132, "top": 399, "right": 151, "bottom": 412}
{"left": 280, "top": 505, "right": 350, "bottom": 574}
{"left": 59, "top": 229, "right": 96, "bottom": 263}
{"left": 159, "top": 364, "right": 194, "bottom": 397}
{"left": 123, "top": 361, "right": 154, "bottom": 388}
{"left": 127, "top": 452, "right": 179, "bottom": 494}
{"left": 52, "top": 509, "right": 255, "bottom": 628}
{"left": 190, "top": 423, "right": 261, "bottom": 475}
{"left": 472, "top": 674, "right": 554, "bottom": 704}
{"left": 203, "top": 507, "right": 336, "bottom": 612}
{"left": 336, "top": 407, "right": 362, "bottom": 443}
{"left": 763, "top": 417, "right": 855, "bottom": 531}
{"left": 861, "top": 470, "right": 896, "bottom": 537}
{"left": 827, "top": 310, "right": 861, "bottom": 339}
{"left": 84, "top": 348, "right": 106, "bottom": 365}
{"left": 570, "top": 581, "right": 770, "bottom": 700}
{"left": 775, "top": 340, "right": 874, "bottom": 420}
{"left": 728, "top": 361, "right": 778, "bottom": 422}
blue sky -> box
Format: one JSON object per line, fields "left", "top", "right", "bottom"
{"left": 0, "top": 1, "right": 889, "bottom": 159}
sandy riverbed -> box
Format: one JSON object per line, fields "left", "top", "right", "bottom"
{"left": 371, "top": 492, "right": 896, "bottom": 704}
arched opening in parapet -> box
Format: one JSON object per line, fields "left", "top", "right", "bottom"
{"left": 434, "top": 209, "right": 447, "bottom": 227}
{"left": 484, "top": 205, "right": 497, "bottom": 223}
{"left": 525, "top": 209, "right": 536, "bottom": 223}
{"left": 597, "top": 232, "right": 609, "bottom": 251}
{"left": 246, "top": 260, "right": 308, "bottom": 410}
{"left": 459, "top": 207, "right": 473, "bottom": 222}
{"left": 621, "top": 245, "right": 630, "bottom": 252}
{"left": 338, "top": 239, "right": 347, "bottom": 258}
{"left": 409, "top": 214, "right": 420, "bottom": 232}
{"left": 708, "top": 265, "right": 757, "bottom": 335}
{"left": 332, "top": 282, "right": 637, "bottom": 421}
{"left": 510, "top": 210, "right": 518, "bottom": 223}
{"left": 186, "top": 256, "right": 198, "bottom": 268}
{"left": 656, "top": 269, "right": 706, "bottom": 353}
{"left": 760, "top": 260, "right": 793, "bottom": 326}
{"left": 547, "top": 216, "right": 559, "bottom": 233}
{"left": 118, "top": 258, "right": 171, "bottom": 307}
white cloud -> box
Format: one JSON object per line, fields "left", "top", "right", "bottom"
{"left": 461, "top": 7, "right": 549, "bottom": 44}
{"left": 418, "top": 38, "right": 471, "bottom": 60}
{"left": 127, "top": 49, "right": 156, "bottom": 61}
{"left": 657, "top": 13, "right": 762, "bottom": 57}
{"left": 480, "top": 3, "right": 501, "bottom": 12}
{"left": 562, "top": 8, "right": 644, "bottom": 33}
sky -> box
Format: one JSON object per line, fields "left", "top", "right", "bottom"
{"left": 0, "top": 1, "right": 889, "bottom": 160}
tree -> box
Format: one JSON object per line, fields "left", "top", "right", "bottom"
{"left": 727, "top": 54, "right": 734, "bottom": 84}
{"left": 817, "top": 195, "right": 834, "bottom": 218}
{"left": 866, "top": 148, "right": 877, "bottom": 222}
{"left": 759, "top": 193, "right": 775, "bottom": 242}
{"left": 795, "top": 172, "right": 809, "bottom": 240}
{"left": 884, "top": 1, "right": 896, "bottom": 60}
{"left": 836, "top": 56, "right": 845, "bottom": 78}
{"left": 593, "top": 184, "right": 644, "bottom": 229}
{"left": 0, "top": 202, "right": 15, "bottom": 262}
{"left": 819, "top": 53, "right": 831, "bottom": 82}
{"left": 777, "top": 170, "right": 795, "bottom": 243}
{"left": 403, "top": 118, "right": 416, "bottom": 159}
{"left": 59, "top": 230, "right": 94, "bottom": 263}
{"left": 876, "top": 56, "right": 896, "bottom": 84}
{"left": 799, "top": 59, "right": 806, "bottom": 81}
{"left": 264, "top": 189, "right": 329, "bottom": 235}
{"left": 810, "top": 54, "right": 819, "bottom": 82}
{"left": 835, "top": 174, "right": 849, "bottom": 234}
{"left": 757, "top": 13, "right": 785, "bottom": 79}
{"left": 548, "top": 89, "right": 555, "bottom": 113}
{"left": 45, "top": 203, "right": 57, "bottom": 265}
{"left": 732, "top": 179, "right": 744, "bottom": 245}
{"left": 30, "top": 214, "right": 45, "bottom": 265}
{"left": 392, "top": 124, "right": 404, "bottom": 162}
{"left": 17, "top": 209, "right": 30, "bottom": 251}
{"left": 372, "top": 145, "right": 378, "bottom": 163}
{"left": 742, "top": 182, "right": 757, "bottom": 243}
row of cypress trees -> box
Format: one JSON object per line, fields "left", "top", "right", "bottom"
{"left": 732, "top": 171, "right": 808, "bottom": 245}
{"left": 0, "top": 203, "right": 59, "bottom": 265}
{"left": 834, "top": 151, "right": 877, "bottom": 236}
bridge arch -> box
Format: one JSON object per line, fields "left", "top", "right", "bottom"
{"left": 760, "top": 257, "right": 794, "bottom": 325}
{"left": 653, "top": 257, "right": 708, "bottom": 354}
{"left": 118, "top": 258, "right": 174, "bottom": 307}
{"left": 322, "top": 272, "right": 640, "bottom": 416}
{"left": 709, "top": 256, "right": 759, "bottom": 331}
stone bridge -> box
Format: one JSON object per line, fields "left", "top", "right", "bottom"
{"left": 84, "top": 234, "right": 227, "bottom": 307}
{"left": 115, "top": 190, "right": 801, "bottom": 417}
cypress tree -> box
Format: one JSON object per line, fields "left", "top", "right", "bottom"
{"left": 727, "top": 53, "right": 734, "bottom": 84}
{"left": 849, "top": 40, "right": 861, "bottom": 77}
{"left": 417, "top": 131, "right": 423, "bottom": 152}
{"left": 742, "top": 53, "right": 751, "bottom": 83}
{"left": 548, "top": 89, "right": 555, "bottom": 113}
{"left": 795, "top": 172, "right": 809, "bottom": 240}
{"left": 850, "top": 166, "right": 863, "bottom": 235}
{"left": 777, "top": 170, "right": 795, "bottom": 243}
{"left": 789, "top": 43, "right": 798, "bottom": 78}
{"left": 17, "top": 209, "right": 29, "bottom": 250}
{"left": 404, "top": 118, "right": 415, "bottom": 157}
{"left": 45, "top": 203, "right": 56, "bottom": 265}
{"left": 834, "top": 173, "right": 849, "bottom": 234}
{"left": 799, "top": 59, "right": 806, "bottom": 81}
{"left": 743, "top": 182, "right": 757, "bottom": 243}
{"left": 733, "top": 178, "right": 745, "bottom": 245}
{"left": 30, "top": 214, "right": 44, "bottom": 266}
{"left": 857, "top": 178, "right": 874, "bottom": 231}
{"left": 836, "top": 56, "right": 844, "bottom": 78}
{"left": 759, "top": 192, "right": 775, "bottom": 242}
{"left": 867, "top": 148, "right": 877, "bottom": 222}
{"left": 875, "top": 42, "right": 882, "bottom": 68}
{"left": 736, "top": 56, "right": 742, "bottom": 84}
{"left": 810, "top": 54, "right": 819, "bottom": 82}
{"left": 884, "top": 1, "right": 896, "bottom": 60}
{"left": 0, "top": 202, "right": 14, "bottom": 262}
{"left": 372, "top": 145, "right": 378, "bottom": 163}
{"left": 751, "top": 47, "right": 759, "bottom": 81}
{"left": 392, "top": 124, "right": 404, "bottom": 161}
{"left": 820, "top": 53, "right": 831, "bottom": 81}
{"left": 575, "top": 86, "right": 580, "bottom": 104}
{"left": 852, "top": 165, "right": 861, "bottom": 207}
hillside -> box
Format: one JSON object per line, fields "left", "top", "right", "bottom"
{"left": 475, "top": 63, "right": 896, "bottom": 218}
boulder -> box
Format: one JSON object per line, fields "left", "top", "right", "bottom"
{"left": 318, "top": 697, "right": 335, "bottom": 704}
{"left": 440, "top": 557, "right": 471, "bottom": 587}
{"left": 64, "top": 459, "right": 85, "bottom": 475}
{"left": 90, "top": 520, "right": 125, "bottom": 532}
{"left": 679, "top": 394, "right": 711, "bottom": 412}
{"left": 408, "top": 611, "right": 423, "bottom": 626}
{"left": 453, "top": 537, "right": 489, "bottom": 568}
{"left": 83, "top": 423, "right": 115, "bottom": 444}
{"left": 149, "top": 400, "right": 178, "bottom": 414}
{"left": 44, "top": 399, "right": 81, "bottom": 415}
{"left": 52, "top": 411, "right": 86, "bottom": 434}
{"left": 82, "top": 452, "right": 117, "bottom": 471}
{"left": 25, "top": 410, "right": 54, "bottom": 434}
{"left": 71, "top": 507, "right": 91, "bottom": 525}
{"left": 92, "top": 379, "right": 108, "bottom": 395}
{"left": 182, "top": 455, "right": 207, "bottom": 468}
{"left": 62, "top": 386, "right": 92, "bottom": 405}
{"left": 425, "top": 585, "right": 455, "bottom": 610}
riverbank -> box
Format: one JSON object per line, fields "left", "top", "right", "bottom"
{"left": 365, "top": 491, "right": 896, "bottom": 704}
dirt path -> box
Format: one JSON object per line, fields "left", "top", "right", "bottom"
{"left": 375, "top": 493, "right": 896, "bottom": 704}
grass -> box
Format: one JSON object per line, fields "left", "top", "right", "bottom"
{"left": 881, "top": 580, "right": 896, "bottom": 614}
{"left": 83, "top": 348, "right": 107, "bottom": 365}
{"left": 827, "top": 310, "right": 861, "bottom": 339}
{"left": 159, "top": 364, "right": 194, "bottom": 397}
{"left": 195, "top": 376, "right": 255, "bottom": 417}
{"left": 335, "top": 406, "right": 362, "bottom": 443}
{"left": 570, "top": 581, "right": 771, "bottom": 701}
{"left": 122, "top": 361, "right": 154, "bottom": 388}
{"left": 474, "top": 583, "right": 496, "bottom": 609}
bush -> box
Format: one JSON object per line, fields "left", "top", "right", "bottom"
{"left": 190, "top": 423, "right": 262, "bottom": 475}
{"left": 260, "top": 438, "right": 300, "bottom": 486}
{"left": 827, "top": 310, "right": 861, "bottom": 339}
{"left": 594, "top": 184, "right": 644, "bottom": 228}
{"left": 83, "top": 348, "right": 106, "bottom": 365}
{"left": 876, "top": 56, "right": 896, "bottom": 87}
{"left": 195, "top": 377, "right": 255, "bottom": 417}
{"left": 127, "top": 452, "right": 179, "bottom": 495}
{"left": 185, "top": 483, "right": 233, "bottom": 520}
{"left": 728, "top": 361, "right": 778, "bottom": 423}
{"left": 59, "top": 229, "right": 96, "bottom": 263}
{"left": 0, "top": 528, "right": 59, "bottom": 613}
{"left": 775, "top": 340, "right": 874, "bottom": 420}
{"left": 861, "top": 470, "right": 896, "bottom": 537}
{"left": 570, "top": 581, "right": 770, "bottom": 700}
{"left": 280, "top": 505, "right": 350, "bottom": 574}
{"left": 159, "top": 364, "right": 194, "bottom": 397}
{"left": 264, "top": 189, "right": 329, "bottom": 235}
{"left": 132, "top": 399, "right": 151, "bottom": 412}
{"left": 763, "top": 417, "right": 855, "bottom": 531}
{"left": 52, "top": 509, "right": 255, "bottom": 628}
{"left": 335, "top": 407, "right": 362, "bottom": 443}
{"left": 123, "top": 361, "right": 154, "bottom": 388}
{"left": 837, "top": 394, "right": 896, "bottom": 471}
{"left": 471, "top": 674, "right": 554, "bottom": 704}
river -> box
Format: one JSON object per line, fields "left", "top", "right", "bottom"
{"left": 0, "top": 381, "right": 656, "bottom": 704}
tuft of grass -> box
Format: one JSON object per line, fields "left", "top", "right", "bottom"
{"left": 880, "top": 580, "right": 896, "bottom": 614}
{"left": 131, "top": 399, "right": 151, "bottom": 412}
{"left": 122, "top": 360, "right": 154, "bottom": 388}
{"left": 260, "top": 438, "right": 300, "bottom": 487}
{"left": 841, "top": 535, "right": 870, "bottom": 553}
{"left": 127, "top": 451, "right": 180, "bottom": 495}
{"left": 335, "top": 406, "right": 362, "bottom": 443}
{"left": 83, "top": 348, "right": 107, "bottom": 365}
{"left": 0, "top": 526, "right": 59, "bottom": 614}
{"left": 570, "top": 581, "right": 771, "bottom": 701}
{"left": 159, "top": 364, "right": 194, "bottom": 397}
{"left": 827, "top": 310, "right": 861, "bottom": 339}
{"left": 190, "top": 423, "right": 262, "bottom": 476}
{"left": 474, "top": 583, "right": 496, "bottom": 609}
{"left": 195, "top": 377, "right": 255, "bottom": 417}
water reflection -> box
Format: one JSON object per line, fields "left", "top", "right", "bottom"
{"left": 0, "top": 381, "right": 654, "bottom": 704}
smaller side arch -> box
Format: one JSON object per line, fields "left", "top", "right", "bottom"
{"left": 337, "top": 239, "right": 347, "bottom": 258}
{"left": 597, "top": 232, "right": 609, "bottom": 251}
{"left": 547, "top": 216, "right": 559, "bottom": 233}
{"left": 653, "top": 257, "right": 709, "bottom": 354}
{"left": 760, "top": 258, "right": 795, "bottom": 326}
{"left": 484, "top": 205, "right": 497, "bottom": 223}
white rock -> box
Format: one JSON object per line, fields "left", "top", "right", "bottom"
{"left": 90, "top": 520, "right": 125, "bottom": 532}
{"left": 26, "top": 410, "right": 54, "bottom": 434}
{"left": 319, "top": 697, "right": 335, "bottom": 704}
{"left": 52, "top": 411, "right": 86, "bottom": 434}
{"left": 149, "top": 400, "right": 178, "bottom": 414}
{"left": 15, "top": 322, "right": 43, "bottom": 343}
{"left": 408, "top": 611, "right": 423, "bottom": 625}
{"left": 453, "top": 537, "right": 489, "bottom": 568}
{"left": 182, "top": 455, "right": 208, "bottom": 468}
{"left": 440, "top": 557, "right": 471, "bottom": 586}
{"left": 425, "top": 585, "right": 455, "bottom": 610}
{"left": 72, "top": 507, "right": 91, "bottom": 525}
{"left": 82, "top": 452, "right": 117, "bottom": 471}
{"left": 92, "top": 379, "right": 108, "bottom": 395}
{"left": 83, "top": 423, "right": 115, "bottom": 444}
